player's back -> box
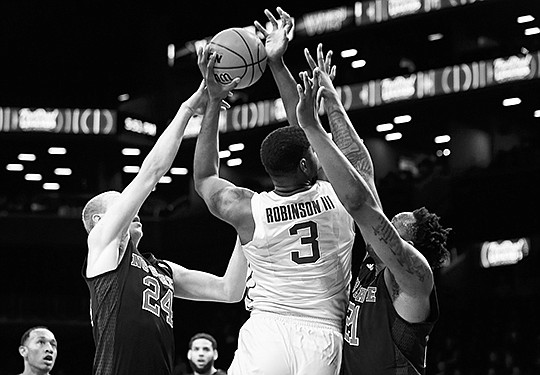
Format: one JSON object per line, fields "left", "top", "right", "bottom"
{"left": 243, "top": 180, "right": 355, "bottom": 325}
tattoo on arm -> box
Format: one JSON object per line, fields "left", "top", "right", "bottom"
{"left": 371, "top": 216, "right": 427, "bottom": 283}
{"left": 210, "top": 188, "right": 250, "bottom": 218}
{"left": 388, "top": 271, "right": 400, "bottom": 301}
{"left": 328, "top": 110, "right": 373, "bottom": 179}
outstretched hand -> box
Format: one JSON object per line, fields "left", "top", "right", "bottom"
{"left": 296, "top": 70, "right": 323, "bottom": 130}
{"left": 254, "top": 7, "right": 294, "bottom": 64}
{"left": 196, "top": 46, "right": 238, "bottom": 108}
{"left": 304, "top": 43, "right": 338, "bottom": 95}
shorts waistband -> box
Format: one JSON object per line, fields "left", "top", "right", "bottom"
{"left": 251, "top": 310, "right": 342, "bottom": 332}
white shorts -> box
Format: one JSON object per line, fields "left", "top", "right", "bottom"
{"left": 228, "top": 311, "right": 343, "bottom": 375}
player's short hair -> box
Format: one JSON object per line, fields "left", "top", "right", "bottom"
{"left": 20, "top": 326, "right": 50, "bottom": 346}
{"left": 260, "top": 126, "right": 311, "bottom": 177}
{"left": 412, "top": 207, "right": 451, "bottom": 269}
{"left": 188, "top": 333, "right": 218, "bottom": 350}
{"left": 81, "top": 191, "right": 121, "bottom": 233}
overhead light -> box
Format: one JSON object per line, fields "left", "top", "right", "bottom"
{"left": 443, "top": 148, "right": 451, "bottom": 156}
{"left": 18, "top": 153, "right": 36, "bottom": 161}
{"left": 351, "top": 59, "right": 366, "bottom": 68}
{"left": 158, "top": 176, "right": 172, "bottom": 184}
{"left": 43, "top": 182, "right": 60, "bottom": 191}
{"left": 394, "top": 115, "right": 412, "bottom": 124}
{"left": 122, "top": 148, "right": 141, "bottom": 156}
{"left": 502, "top": 97, "right": 521, "bottom": 106}
{"left": 227, "top": 158, "right": 242, "bottom": 167}
{"left": 48, "top": 147, "right": 67, "bottom": 155}
{"left": 25, "top": 173, "right": 42, "bottom": 181}
{"left": 525, "top": 27, "right": 540, "bottom": 36}
{"left": 534, "top": 110, "right": 540, "bottom": 117}
{"left": 168, "top": 44, "right": 176, "bottom": 67}
{"left": 341, "top": 49, "right": 358, "bottom": 58}
{"left": 517, "top": 15, "right": 535, "bottom": 24}
{"left": 123, "top": 166, "right": 140, "bottom": 173}
{"left": 376, "top": 123, "right": 394, "bottom": 132}
{"left": 435, "top": 135, "right": 451, "bottom": 144}
{"left": 54, "top": 168, "right": 72, "bottom": 176}
{"left": 170, "top": 167, "right": 188, "bottom": 175}
{"left": 385, "top": 132, "right": 402, "bottom": 141}
{"left": 118, "top": 93, "right": 130, "bottom": 102}
{"left": 219, "top": 150, "right": 231, "bottom": 159}
{"left": 228, "top": 143, "right": 245, "bottom": 152}
{"left": 427, "top": 33, "right": 444, "bottom": 41}
{"left": 6, "top": 163, "right": 24, "bottom": 171}
{"left": 436, "top": 150, "right": 443, "bottom": 157}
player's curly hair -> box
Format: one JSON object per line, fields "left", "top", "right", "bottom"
{"left": 412, "top": 207, "right": 451, "bottom": 269}
{"left": 260, "top": 126, "right": 311, "bottom": 176}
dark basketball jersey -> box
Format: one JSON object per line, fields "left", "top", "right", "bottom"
{"left": 83, "top": 241, "right": 175, "bottom": 375}
{"left": 341, "top": 258, "right": 439, "bottom": 375}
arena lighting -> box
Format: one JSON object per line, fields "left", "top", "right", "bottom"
{"left": 158, "top": 176, "right": 172, "bottom": 184}
{"left": 43, "top": 182, "right": 60, "bottom": 191}
{"left": 436, "top": 150, "right": 443, "bottom": 157}
{"left": 480, "top": 238, "right": 530, "bottom": 268}
{"left": 122, "top": 148, "right": 141, "bottom": 156}
{"left": 123, "top": 166, "right": 140, "bottom": 173}
{"left": 6, "top": 163, "right": 24, "bottom": 171}
{"left": 18, "top": 153, "right": 36, "bottom": 161}
{"left": 443, "top": 148, "right": 451, "bottom": 156}
{"left": 427, "top": 33, "right": 443, "bottom": 41}
{"left": 117, "top": 94, "right": 130, "bottom": 102}
{"left": 434, "top": 135, "right": 451, "bottom": 144}
{"left": 385, "top": 132, "right": 402, "bottom": 141}
{"left": 25, "top": 173, "right": 42, "bottom": 181}
{"left": 170, "top": 167, "right": 188, "bottom": 175}
{"left": 393, "top": 115, "right": 412, "bottom": 124}
{"left": 534, "top": 110, "right": 540, "bottom": 117}
{"left": 54, "top": 168, "right": 72, "bottom": 176}
{"left": 167, "top": 43, "right": 175, "bottom": 67}
{"left": 219, "top": 150, "right": 231, "bottom": 159}
{"left": 502, "top": 97, "right": 521, "bottom": 106}
{"left": 227, "top": 158, "right": 242, "bottom": 167}
{"left": 341, "top": 49, "right": 358, "bottom": 58}
{"left": 351, "top": 59, "right": 366, "bottom": 68}
{"left": 229, "top": 143, "right": 245, "bottom": 152}
{"left": 48, "top": 147, "right": 67, "bottom": 155}
{"left": 517, "top": 15, "right": 535, "bottom": 24}
{"left": 376, "top": 123, "right": 394, "bottom": 132}
{"left": 525, "top": 27, "right": 540, "bottom": 36}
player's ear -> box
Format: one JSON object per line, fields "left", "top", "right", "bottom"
{"left": 213, "top": 349, "right": 218, "bottom": 360}
{"left": 19, "top": 345, "right": 27, "bottom": 358}
{"left": 187, "top": 349, "right": 192, "bottom": 361}
{"left": 92, "top": 214, "right": 101, "bottom": 224}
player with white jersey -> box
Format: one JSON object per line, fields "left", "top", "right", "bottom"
{"left": 193, "top": 7, "right": 356, "bottom": 375}
{"left": 244, "top": 180, "right": 354, "bottom": 323}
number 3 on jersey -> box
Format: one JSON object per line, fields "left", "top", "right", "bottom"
{"left": 289, "top": 220, "right": 320, "bottom": 264}
{"left": 142, "top": 276, "right": 174, "bottom": 328}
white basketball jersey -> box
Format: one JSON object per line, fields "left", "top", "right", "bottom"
{"left": 243, "top": 180, "right": 355, "bottom": 325}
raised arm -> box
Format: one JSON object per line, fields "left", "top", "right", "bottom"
{"left": 305, "top": 44, "right": 382, "bottom": 207}
{"left": 296, "top": 71, "right": 433, "bottom": 310}
{"left": 193, "top": 48, "right": 255, "bottom": 243}
{"left": 86, "top": 82, "right": 207, "bottom": 277}
{"left": 165, "top": 237, "right": 247, "bottom": 302}
{"left": 254, "top": 7, "right": 299, "bottom": 127}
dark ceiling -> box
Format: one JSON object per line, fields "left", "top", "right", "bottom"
{"left": 1, "top": 0, "right": 540, "bottom": 219}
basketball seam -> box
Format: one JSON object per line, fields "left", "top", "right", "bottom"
{"left": 209, "top": 41, "right": 248, "bottom": 80}
{"left": 211, "top": 56, "right": 267, "bottom": 70}
{"left": 232, "top": 29, "right": 256, "bottom": 86}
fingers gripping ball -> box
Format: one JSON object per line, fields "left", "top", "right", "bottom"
{"left": 208, "top": 28, "right": 267, "bottom": 90}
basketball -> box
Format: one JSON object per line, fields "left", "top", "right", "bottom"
{"left": 208, "top": 27, "right": 267, "bottom": 90}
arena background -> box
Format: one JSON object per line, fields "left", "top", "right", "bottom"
{"left": 1, "top": 0, "right": 539, "bottom": 373}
